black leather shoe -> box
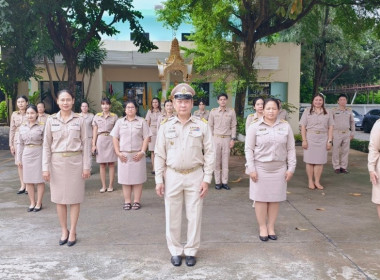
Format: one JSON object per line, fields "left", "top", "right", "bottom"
{"left": 33, "top": 204, "right": 42, "bottom": 212}
{"left": 59, "top": 231, "right": 69, "bottom": 246}
{"left": 268, "top": 235, "right": 277, "bottom": 240}
{"left": 340, "top": 168, "right": 349, "bottom": 174}
{"left": 221, "top": 184, "right": 231, "bottom": 190}
{"left": 259, "top": 235, "right": 269, "bottom": 241}
{"left": 171, "top": 256, "right": 182, "bottom": 266}
{"left": 334, "top": 169, "right": 341, "bottom": 174}
{"left": 67, "top": 239, "right": 76, "bottom": 247}
{"left": 17, "top": 189, "right": 26, "bottom": 194}
{"left": 27, "top": 205, "right": 35, "bottom": 212}
{"left": 185, "top": 256, "right": 196, "bottom": 266}
{"left": 215, "top": 184, "right": 222, "bottom": 190}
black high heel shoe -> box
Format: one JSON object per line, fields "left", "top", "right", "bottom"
{"left": 33, "top": 204, "right": 42, "bottom": 212}
{"left": 27, "top": 205, "right": 35, "bottom": 212}
{"left": 268, "top": 235, "right": 277, "bottom": 240}
{"left": 59, "top": 231, "right": 70, "bottom": 246}
{"left": 259, "top": 235, "right": 269, "bottom": 242}
{"left": 67, "top": 234, "right": 77, "bottom": 247}
{"left": 17, "top": 188, "right": 26, "bottom": 194}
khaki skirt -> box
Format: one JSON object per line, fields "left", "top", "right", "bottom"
{"left": 50, "top": 153, "right": 85, "bottom": 204}
{"left": 118, "top": 152, "right": 147, "bottom": 185}
{"left": 249, "top": 161, "right": 287, "bottom": 202}
{"left": 148, "top": 125, "right": 157, "bottom": 151}
{"left": 96, "top": 134, "right": 117, "bottom": 163}
{"left": 303, "top": 132, "right": 328, "bottom": 164}
{"left": 22, "top": 146, "right": 44, "bottom": 184}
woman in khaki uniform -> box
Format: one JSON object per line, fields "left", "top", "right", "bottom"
{"left": 111, "top": 101, "right": 151, "bottom": 210}
{"left": 16, "top": 105, "right": 45, "bottom": 212}
{"left": 37, "top": 102, "right": 50, "bottom": 125}
{"left": 9, "top": 95, "right": 28, "bottom": 194}
{"left": 157, "top": 99, "right": 175, "bottom": 131}
{"left": 368, "top": 120, "right": 380, "bottom": 219}
{"left": 42, "top": 89, "right": 91, "bottom": 247}
{"left": 79, "top": 102, "right": 94, "bottom": 167}
{"left": 145, "top": 97, "right": 161, "bottom": 174}
{"left": 193, "top": 99, "right": 209, "bottom": 121}
{"left": 300, "top": 94, "right": 334, "bottom": 190}
{"left": 245, "top": 98, "right": 296, "bottom": 241}
{"left": 245, "top": 97, "right": 264, "bottom": 132}
{"left": 92, "top": 98, "right": 118, "bottom": 192}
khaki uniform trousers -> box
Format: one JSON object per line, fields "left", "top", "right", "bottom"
{"left": 164, "top": 167, "right": 204, "bottom": 256}
{"left": 332, "top": 131, "right": 350, "bottom": 169}
{"left": 213, "top": 136, "right": 231, "bottom": 184}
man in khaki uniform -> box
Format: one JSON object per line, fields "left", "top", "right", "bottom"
{"left": 332, "top": 94, "right": 355, "bottom": 174}
{"left": 155, "top": 83, "right": 215, "bottom": 267}
{"left": 208, "top": 93, "right": 237, "bottom": 190}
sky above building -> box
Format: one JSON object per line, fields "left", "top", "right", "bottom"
{"left": 101, "top": 0, "right": 193, "bottom": 41}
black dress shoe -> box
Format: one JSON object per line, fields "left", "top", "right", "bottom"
{"left": 171, "top": 256, "right": 182, "bottom": 266}
{"left": 268, "top": 235, "right": 277, "bottom": 240}
{"left": 334, "top": 169, "right": 341, "bottom": 174}
{"left": 17, "top": 189, "right": 26, "bottom": 194}
{"left": 33, "top": 205, "right": 42, "bottom": 212}
{"left": 221, "top": 184, "right": 231, "bottom": 190}
{"left": 67, "top": 239, "right": 76, "bottom": 247}
{"left": 259, "top": 235, "right": 269, "bottom": 241}
{"left": 340, "top": 168, "right": 349, "bottom": 174}
{"left": 59, "top": 231, "right": 69, "bottom": 246}
{"left": 27, "top": 205, "right": 35, "bottom": 212}
{"left": 215, "top": 184, "right": 222, "bottom": 190}
{"left": 185, "top": 256, "right": 196, "bottom": 266}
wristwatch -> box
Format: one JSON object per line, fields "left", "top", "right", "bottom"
{"left": 231, "top": 137, "right": 237, "bottom": 141}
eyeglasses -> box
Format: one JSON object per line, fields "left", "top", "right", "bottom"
{"left": 126, "top": 106, "right": 136, "bottom": 109}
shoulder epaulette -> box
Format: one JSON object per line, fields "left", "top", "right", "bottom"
{"left": 252, "top": 119, "right": 259, "bottom": 124}
{"left": 211, "top": 108, "right": 217, "bottom": 111}
{"left": 74, "top": 113, "right": 80, "bottom": 117}
{"left": 248, "top": 113, "right": 254, "bottom": 117}
{"left": 39, "top": 122, "right": 45, "bottom": 125}
{"left": 201, "top": 118, "right": 208, "bottom": 124}
{"left": 280, "top": 119, "right": 288, "bottom": 123}
{"left": 50, "top": 113, "right": 57, "bottom": 118}
{"left": 160, "top": 118, "right": 168, "bottom": 125}
{"left": 110, "top": 112, "right": 116, "bottom": 117}
{"left": 96, "top": 112, "right": 102, "bottom": 116}
{"left": 346, "top": 107, "right": 352, "bottom": 110}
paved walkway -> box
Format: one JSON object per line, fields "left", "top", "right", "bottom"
{"left": 0, "top": 147, "right": 379, "bottom": 279}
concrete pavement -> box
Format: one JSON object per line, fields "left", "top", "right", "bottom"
{"left": 0, "top": 147, "right": 379, "bottom": 279}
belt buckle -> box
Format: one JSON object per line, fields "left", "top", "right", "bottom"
{"left": 342, "top": 131, "right": 346, "bottom": 134}
{"left": 62, "top": 153, "right": 67, "bottom": 157}
{"left": 315, "top": 131, "right": 320, "bottom": 134}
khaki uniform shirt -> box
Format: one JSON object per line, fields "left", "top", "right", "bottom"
{"left": 157, "top": 114, "right": 175, "bottom": 131}
{"left": 42, "top": 111, "right": 90, "bottom": 171}
{"left": 369, "top": 120, "right": 380, "bottom": 173}
{"left": 145, "top": 110, "right": 161, "bottom": 129}
{"left": 193, "top": 110, "right": 210, "bottom": 121}
{"left": 9, "top": 111, "right": 27, "bottom": 146}
{"left": 38, "top": 113, "right": 50, "bottom": 126}
{"left": 245, "top": 118, "right": 296, "bottom": 173}
{"left": 246, "top": 113, "right": 260, "bottom": 132}
{"left": 299, "top": 107, "right": 334, "bottom": 132}
{"left": 16, "top": 122, "right": 44, "bottom": 163}
{"left": 278, "top": 109, "right": 288, "bottom": 121}
{"left": 331, "top": 107, "right": 355, "bottom": 137}
{"left": 92, "top": 112, "right": 118, "bottom": 134}
{"left": 208, "top": 107, "right": 237, "bottom": 138}
{"left": 110, "top": 116, "right": 151, "bottom": 152}
{"left": 154, "top": 116, "right": 215, "bottom": 184}
{"left": 79, "top": 112, "right": 94, "bottom": 138}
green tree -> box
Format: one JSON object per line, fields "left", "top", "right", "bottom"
{"left": 35, "top": 0, "right": 157, "bottom": 96}
{"left": 157, "top": 0, "right": 328, "bottom": 116}
{"left": 78, "top": 39, "right": 107, "bottom": 100}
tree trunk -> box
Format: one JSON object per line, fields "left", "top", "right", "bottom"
{"left": 313, "top": 7, "right": 330, "bottom": 96}
{"left": 85, "top": 74, "right": 93, "bottom": 100}
{"left": 43, "top": 56, "right": 57, "bottom": 101}
{"left": 66, "top": 58, "right": 77, "bottom": 97}
{"left": 62, "top": 65, "right": 67, "bottom": 81}
{"left": 52, "top": 56, "right": 61, "bottom": 81}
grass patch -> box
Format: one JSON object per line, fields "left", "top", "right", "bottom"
{"left": 350, "top": 139, "right": 369, "bottom": 153}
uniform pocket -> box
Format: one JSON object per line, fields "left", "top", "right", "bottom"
{"left": 189, "top": 131, "right": 202, "bottom": 147}
{"left": 165, "top": 132, "right": 178, "bottom": 149}
{"left": 69, "top": 125, "right": 81, "bottom": 138}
